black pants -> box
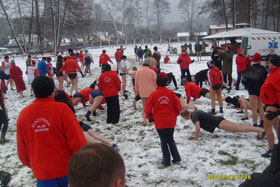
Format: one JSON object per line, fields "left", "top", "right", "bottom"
{"left": 167, "top": 73, "right": 178, "bottom": 88}
{"left": 157, "top": 128, "right": 181, "bottom": 166}
{"left": 235, "top": 71, "right": 244, "bottom": 90}
{"left": 181, "top": 69, "right": 191, "bottom": 82}
{"left": 105, "top": 95, "right": 120, "bottom": 124}
{"left": 223, "top": 73, "right": 232, "bottom": 87}
{"left": 0, "top": 110, "right": 8, "bottom": 140}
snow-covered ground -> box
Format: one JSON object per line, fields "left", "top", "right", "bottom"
{"left": 0, "top": 42, "right": 273, "bottom": 186}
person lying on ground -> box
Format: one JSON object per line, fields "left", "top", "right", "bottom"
{"left": 180, "top": 110, "right": 265, "bottom": 141}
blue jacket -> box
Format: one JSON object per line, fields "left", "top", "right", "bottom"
{"left": 0, "top": 70, "right": 9, "bottom": 93}
{"left": 38, "top": 60, "right": 50, "bottom": 76}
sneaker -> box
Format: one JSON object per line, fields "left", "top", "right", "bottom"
{"left": 220, "top": 107, "right": 223, "bottom": 113}
{"left": 123, "top": 94, "right": 128, "bottom": 100}
{"left": 0, "top": 170, "right": 11, "bottom": 187}
{"left": 261, "top": 149, "right": 273, "bottom": 158}
{"left": 241, "top": 117, "right": 249, "bottom": 120}
{"left": 92, "top": 110, "right": 96, "bottom": 116}
{"left": 0, "top": 139, "right": 9, "bottom": 144}
{"left": 253, "top": 123, "right": 258, "bottom": 127}
{"left": 175, "top": 87, "right": 179, "bottom": 90}
{"left": 259, "top": 120, "right": 264, "bottom": 128}
{"left": 237, "top": 111, "right": 244, "bottom": 113}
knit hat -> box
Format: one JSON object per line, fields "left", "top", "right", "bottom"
{"left": 32, "top": 76, "right": 55, "bottom": 98}
{"left": 269, "top": 54, "right": 280, "bottom": 67}
{"left": 143, "top": 58, "right": 151, "bottom": 66}
{"left": 156, "top": 72, "right": 167, "bottom": 87}
{"left": 251, "top": 53, "right": 262, "bottom": 62}
{"left": 237, "top": 48, "right": 243, "bottom": 54}
{"left": 207, "top": 60, "right": 215, "bottom": 68}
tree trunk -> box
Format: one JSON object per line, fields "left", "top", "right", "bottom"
{"left": 17, "top": 0, "right": 27, "bottom": 53}
{"left": 28, "top": 0, "right": 34, "bottom": 52}
{"left": 277, "top": 0, "right": 280, "bottom": 31}
{"left": 0, "top": 0, "right": 24, "bottom": 53}
{"left": 232, "top": 0, "right": 235, "bottom": 27}
{"left": 222, "top": 0, "right": 228, "bottom": 29}
{"left": 49, "top": 0, "right": 56, "bottom": 50}
{"left": 41, "top": 0, "right": 47, "bottom": 49}
{"left": 247, "top": 0, "right": 251, "bottom": 25}
{"left": 34, "top": 0, "right": 43, "bottom": 51}
{"left": 56, "top": 0, "right": 68, "bottom": 54}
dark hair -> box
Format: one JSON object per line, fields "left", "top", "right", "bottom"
{"left": 181, "top": 77, "right": 188, "bottom": 86}
{"left": 68, "top": 48, "right": 73, "bottom": 53}
{"left": 42, "top": 57, "right": 47, "bottom": 61}
{"left": 102, "top": 50, "right": 106, "bottom": 53}
{"left": 70, "top": 52, "right": 75, "bottom": 57}
{"left": 154, "top": 46, "right": 158, "bottom": 51}
{"left": 54, "top": 90, "right": 75, "bottom": 114}
{"left": 102, "top": 64, "right": 111, "bottom": 72}
{"left": 68, "top": 143, "right": 125, "bottom": 187}
{"left": 225, "top": 96, "right": 232, "bottom": 103}
{"left": 181, "top": 110, "right": 190, "bottom": 117}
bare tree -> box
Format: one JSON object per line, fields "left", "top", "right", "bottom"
{"left": 222, "top": 0, "right": 229, "bottom": 28}
{"left": 0, "top": 0, "right": 24, "bottom": 53}
{"left": 178, "top": 0, "right": 199, "bottom": 40}
{"left": 153, "top": 0, "right": 170, "bottom": 41}
{"left": 144, "top": 0, "right": 153, "bottom": 38}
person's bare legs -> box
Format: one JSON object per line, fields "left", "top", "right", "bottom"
{"left": 210, "top": 88, "right": 216, "bottom": 111}
{"left": 141, "top": 97, "right": 148, "bottom": 126}
{"left": 121, "top": 75, "right": 126, "bottom": 92}
{"left": 249, "top": 95, "right": 258, "bottom": 125}
{"left": 89, "top": 95, "right": 103, "bottom": 113}
{"left": 219, "top": 120, "right": 264, "bottom": 137}
{"left": 264, "top": 106, "right": 279, "bottom": 150}
{"left": 217, "top": 89, "right": 223, "bottom": 108}
{"left": 70, "top": 77, "right": 78, "bottom": 96}
{"left": 257, "top": 97, "right": 264, "bottom": 121}
{"left": 64, "top": 74, "right": 70, "bottom": 87}
{"left": 72, "top": 97, "right": 81, "bottom": 106}
{"left": 87, "top": 129, "right": 112, "bottom": 145}
{"left": 57, "top": 76, "right": 64, "bottom": 90}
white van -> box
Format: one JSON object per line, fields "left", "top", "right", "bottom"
{"left": 241, "top": 33, "right": 280, "bottom": 59}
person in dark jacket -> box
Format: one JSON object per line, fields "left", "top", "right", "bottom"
{"left": 0, "top": 66, "right": 9, "bottom": 94}
{"left": 239, "top": 142, "right": 280, "bottom": 187}
{"left": 220, "top": 46, "right": 233, "bottom": 87}
{"left": 0, "top": 83, "right": 8, "bottom": 143}
{"left": 193, "top": 69, "right": 209, "bottom": 87}
{"left": 211, "top": 47, "right": 222, "bottom": 70}
{"left": 242, "top": 53, "right": 267, "bottom": 128}
{"left": 137, "top": 47, "right": 144, "bottom": 64}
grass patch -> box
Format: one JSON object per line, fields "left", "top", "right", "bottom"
{"left": 218, "top": 151, "right": 238, "bottom": 165}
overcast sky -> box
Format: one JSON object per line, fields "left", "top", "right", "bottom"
{"left": 166, "top": 0, "right": 182, "bottom": 22}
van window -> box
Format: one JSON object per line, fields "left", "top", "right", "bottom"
{"left": 241, "top": 37, "right": 248, "bottom": 55}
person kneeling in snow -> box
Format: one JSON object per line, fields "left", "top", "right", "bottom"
{"left": 180, "top": 110, "right": 265, "bottom": 141}
{"left": 145, "top": 72, "right": 182, "bottom": 166}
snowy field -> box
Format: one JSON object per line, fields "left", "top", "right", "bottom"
{"left": 0, "top": 42, "right": 272, "bottom": 186}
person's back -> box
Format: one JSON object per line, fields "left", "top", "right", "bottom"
{"left": 99, "top": 69, "right": 120, "bottom": 98}
{"left": 17, "top": 76, "right": 87, "bottom": 185}
{"left": 38, "top": 59, "right": 49, "bottom": 76}
{"left": 135, "top": 64, "right": 156, "bottom": 98}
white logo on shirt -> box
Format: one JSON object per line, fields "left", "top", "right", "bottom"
{"left": 32, "top": 118, "right": 51, "bottom": 133}
{"left": 104, "top": 77, "right": 111, "bottom": 82}
{"left": 158, "top": 96, "right": 169, "bottom": 104}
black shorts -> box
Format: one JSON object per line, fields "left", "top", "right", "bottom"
{"left": 120, "top": 73, "right": 126, "bottom": 76}
{"left": 264, "top": 104, "right": 280, "bottom": 111}
{"left": 56, "top": 72, "right": 64, "bottom": 77}
{"left": 248, "top": 88, "right": 260, "bottom": 96}
{"left": 212, "top": 84, "right": 222, "bottom": 90}
{"left": 73, "top": 93, "right": 83, "bottom": 99}
{"left": 216, "top": 116, "right": 225, "bottom": 129}
{"left": 132, "top": 79, "right": 135, "bottom": 86}
{"left": 175, "top": 92, "right": 181, "bottom": 99}
{"left": 90, "top": 90, "right": 103, "bottom": 98}
{"left": 200, "top": 88, "right": 209, "bottom": 97}
{"left": 82, "top": 123, "right": 92, "bottom": 131}
{"left": 85, "top": 62, "right": 91, "bottom": 67}
{"left": 68, "top": 73, "right": 77, "bottom": 79}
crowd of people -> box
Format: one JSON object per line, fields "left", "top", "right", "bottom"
{"left": 0, "top": 42, "right": 280, "bottom": 187}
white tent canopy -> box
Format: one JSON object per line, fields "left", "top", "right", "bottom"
{"left": 203, "top": 28, "right": 279, "bottom": 39}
